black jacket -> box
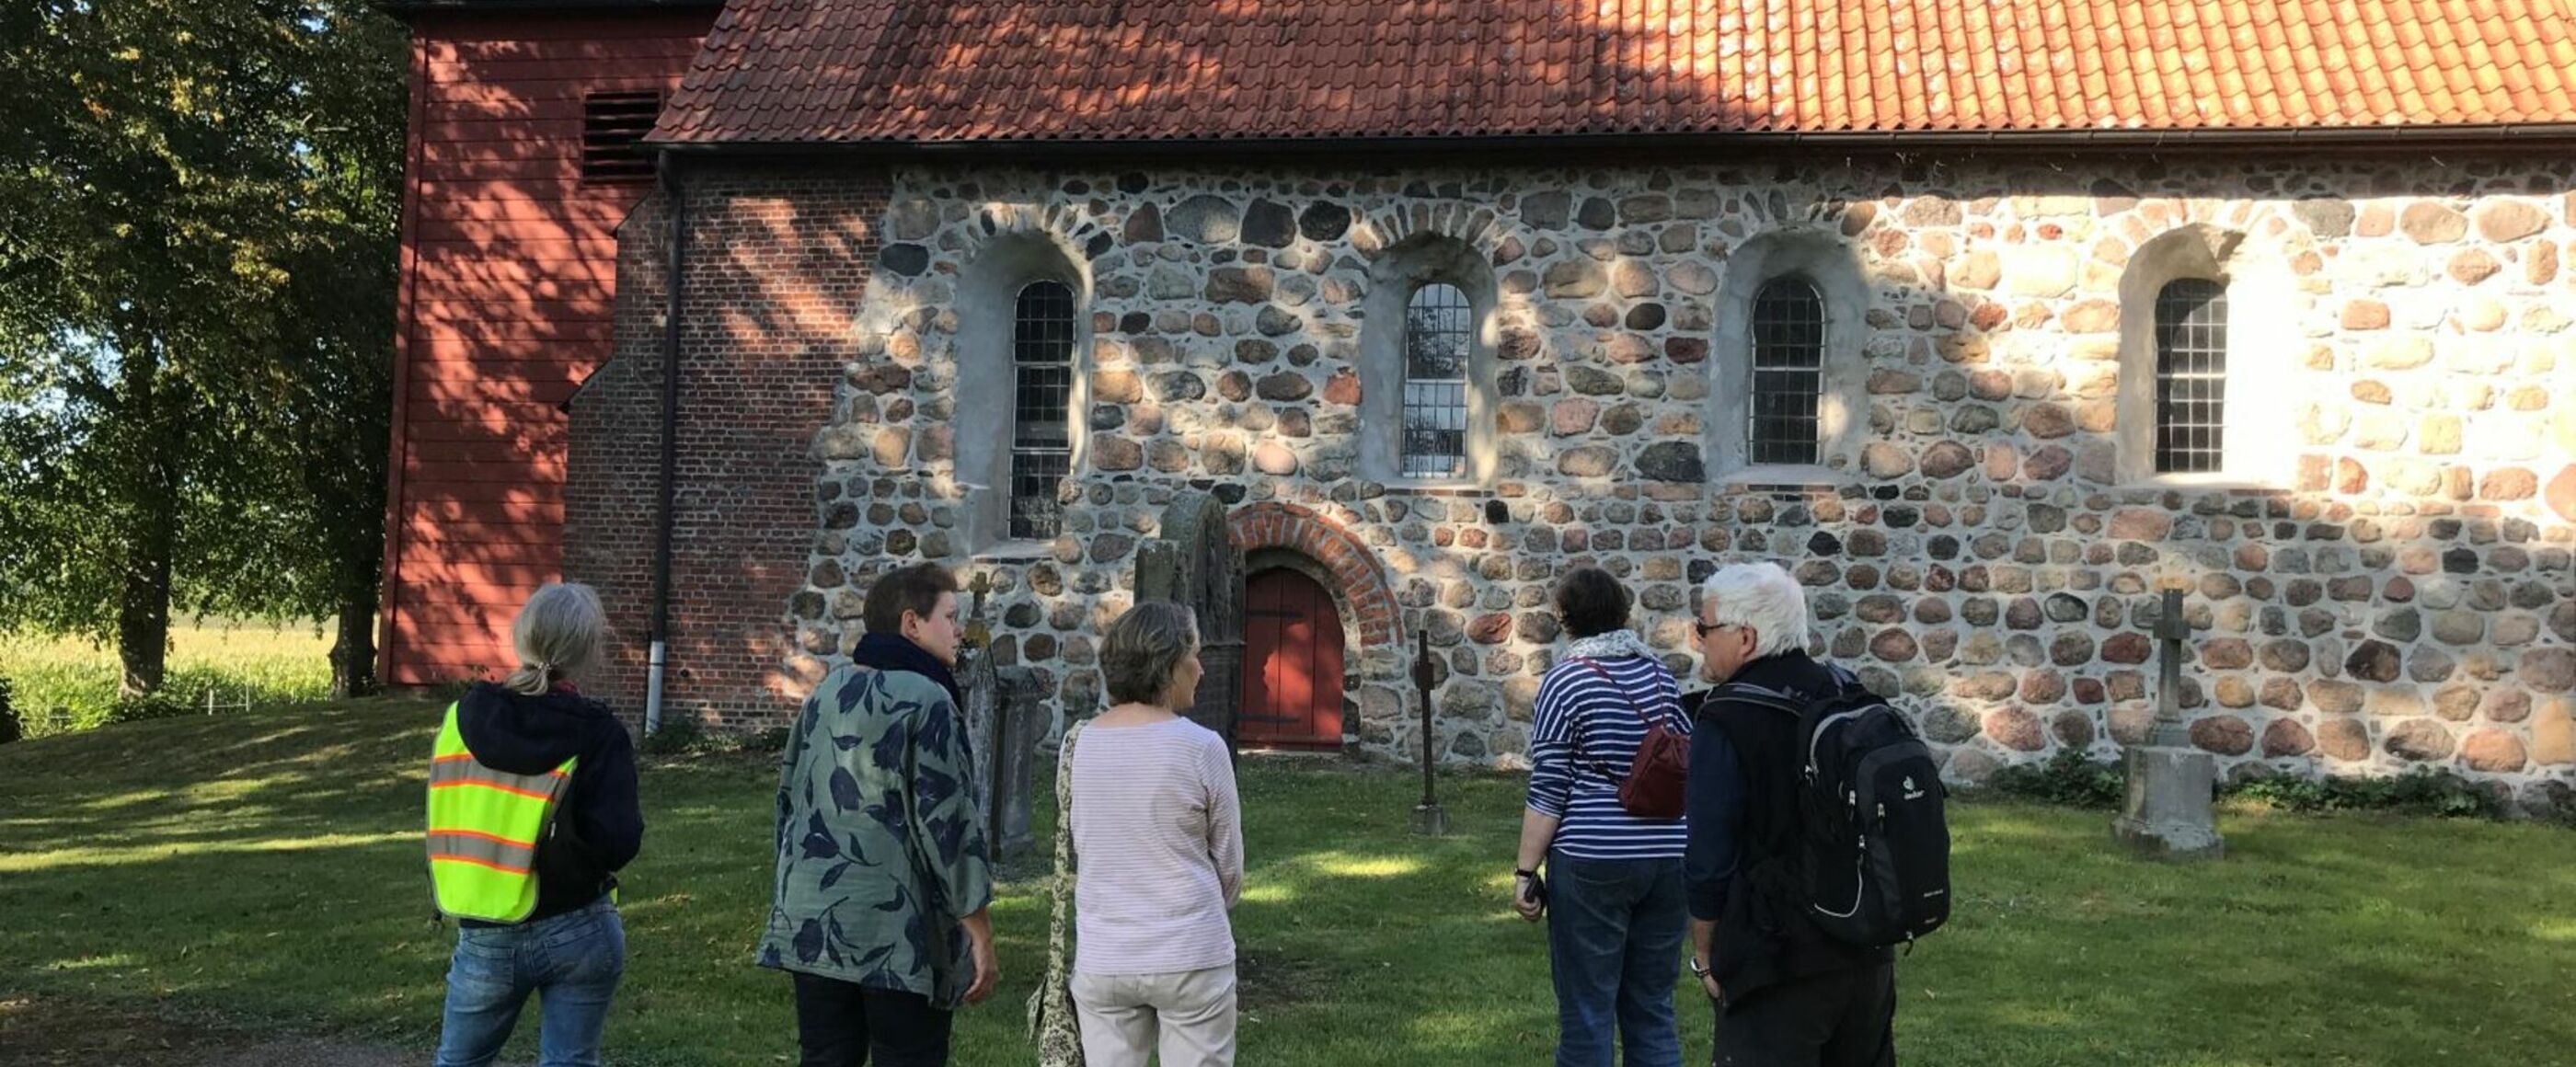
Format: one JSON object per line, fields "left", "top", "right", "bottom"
{"left": 454, "top": 683, "right": 643, "bottom": 925}
{"left": 1688, "top": 651, "right": 1892, "bottom": 1004}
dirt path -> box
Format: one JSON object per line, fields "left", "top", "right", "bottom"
{"left": 0, "top": 992, "right": 411, "bottom": 1067}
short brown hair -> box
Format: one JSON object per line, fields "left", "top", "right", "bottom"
{"left": 1101, "top": 601, "right": 1201, "bottom": 706}
{"left": 862, "top": 562, "right": 959, "bottom": 636}
{"left": 1552, "top": 566, "right": 1633, "bottom": 639}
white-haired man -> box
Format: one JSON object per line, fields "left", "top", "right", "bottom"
{"left": 1682, "top": 562, "right": 1895, "bottom": 1066}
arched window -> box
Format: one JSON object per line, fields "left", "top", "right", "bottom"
{"left": 2152, "top": 278, "right": 2227, "bottom": 475}
{"left": 1358, "top": 235, "right": 1495, "bottom": 484}
{"left": 1009, "top": 280, "right": 1075, "bottom": 539}
{"left": 1401, "top": 282, "right": 1472, "bottom": 478}
{"left": 1748, "top": 277, "right": 1826, "bottom": 466}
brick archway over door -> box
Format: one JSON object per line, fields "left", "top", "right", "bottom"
{"left": 1225, "top": 501, "right": 1399, "bottom": 648}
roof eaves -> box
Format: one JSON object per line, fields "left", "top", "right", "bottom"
{"left": 374, "top": 0, "right": 724, "bottom": 21}
{"left": 645, "top": 120, "right": 2576, "bottom": 159}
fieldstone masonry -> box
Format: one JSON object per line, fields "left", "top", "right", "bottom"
{"left": 601, "top": 155, "right": 2576, "bottom": 812}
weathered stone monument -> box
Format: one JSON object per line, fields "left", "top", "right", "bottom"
{"left": 2113, "top": 582, "right": 2225, "bottom": 860}
{"left": 960, "top": 572, "right": 1041, "bottom": 859}
{"left": 989, "top": 665, "right": 1047, "bottom": 857}
{"left": 1134, "top": 491, "right": 1247, "bottom": 756}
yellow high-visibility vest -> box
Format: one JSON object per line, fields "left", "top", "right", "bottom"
{"left": 424, "top": 701, "right": 576, "bottom": 923}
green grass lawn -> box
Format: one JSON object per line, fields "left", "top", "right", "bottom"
{"left": 3, "top": 700, "right": 2571, "bottom": 1065}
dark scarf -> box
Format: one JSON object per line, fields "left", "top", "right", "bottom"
{"left": 851, "top": 632, "right": 963, "bottom": 707}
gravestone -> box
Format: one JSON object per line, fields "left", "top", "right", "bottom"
{"left": 992, "top": 666, "right": 1048, "bottom": 857}
{"left": 1135, "top": 491, "right": 1247, "bottom": 755}
{"left": 959, "top": 576, "right": 1041, "bottom": 859}
{"left": 2112, "top": 584, "right": 2225, "bottom": 860}
{"left": 960, "top": 639, "right": 1004, "bottom": 848}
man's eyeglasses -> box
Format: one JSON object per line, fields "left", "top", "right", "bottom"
{"left": 1695, "top": 620, "right": 1732, "bottom": 638}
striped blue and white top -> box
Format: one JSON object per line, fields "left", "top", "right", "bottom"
{"left": 1525, "top": 650, "right": 1692, "bottom": 861}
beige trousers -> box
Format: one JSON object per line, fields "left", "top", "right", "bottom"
{"left": 1069, "top": 965, "right": 1238, "bottom": 1067}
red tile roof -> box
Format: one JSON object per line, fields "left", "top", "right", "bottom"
{"left": 652, "top": 0, "right": 2576, "bottom": 145}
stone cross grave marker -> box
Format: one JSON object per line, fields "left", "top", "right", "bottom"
{"left": 2112, "top": 583, "right": 2225, "bottom": 860}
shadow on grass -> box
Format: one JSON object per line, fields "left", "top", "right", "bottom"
{"left": 3, "top": 706, "right": 2572, "bottom": 1065}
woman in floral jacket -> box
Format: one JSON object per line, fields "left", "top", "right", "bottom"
{"left": 758, "top": 562, "right": 997, "bottom": 1066}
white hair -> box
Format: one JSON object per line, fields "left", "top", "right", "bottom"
{"left": 504, "top": 582, "right": 608, "bottom": 695}
{"left": 1699, "top": 562, "right": 1810, "bottom": 659}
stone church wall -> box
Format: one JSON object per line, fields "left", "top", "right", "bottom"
{"left": 630, "top": 154, "right": 2575, "bottom": 809}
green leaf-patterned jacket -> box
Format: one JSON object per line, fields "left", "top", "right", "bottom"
{"left": 756, "top": 663, "right": 993, "bottom": 1006}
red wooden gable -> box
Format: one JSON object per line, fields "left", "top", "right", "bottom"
{"left": 382, "top": 6, "right": 715, "bottom": 685}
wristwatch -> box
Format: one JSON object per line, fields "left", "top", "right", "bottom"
{"left": 1687, "top": 957, "right": 1712, "bottom": 978}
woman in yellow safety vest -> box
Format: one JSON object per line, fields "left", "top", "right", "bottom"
{"left": 426, "top": 582, "right": 644, "bottom": 1067}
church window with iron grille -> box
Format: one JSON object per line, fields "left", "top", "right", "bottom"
{"left": 1009, "top": 281, "right": 1075, "bottom": 539}
{"left": 2152, "top": 278, "right": 2227, "bottom": 474}
{"left": 1748, "top": 277, "right": 1825, "bottom": 465}
{"left": 1400, "top": 282, "right": 1471, "bottom": 478}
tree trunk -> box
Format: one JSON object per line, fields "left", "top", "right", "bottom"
{"left": 116, "top": 537, "right": 173, "bottom": 697}
{"left": 112, "top": 337, "right": 182, "bottom": 699}
{"left": 328, "top": 578, "right": 377, "bottom": 699}
{"left": 0, "top": 678, "right": 22, "bottom": 744}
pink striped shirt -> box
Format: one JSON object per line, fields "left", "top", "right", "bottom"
{"left": 1069, "top": 717, "right": 1244, "bottom": 976}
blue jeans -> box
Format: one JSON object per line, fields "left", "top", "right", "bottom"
{"left": 435, "top": 899, "right": 627, "bottom": 1067}
{"left": 1547, "top": 851, "right": 1686, "bottom": 1067}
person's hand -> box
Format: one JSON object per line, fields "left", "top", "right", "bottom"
{"left": 1694, "top": 958, "right": 1723, "bottom": 1004}
{"left": 964, "top": 938, "right": 1000, "bottom": 1005}
{"left": 1512, "top": 873, "right": 1545, "bottom": 922}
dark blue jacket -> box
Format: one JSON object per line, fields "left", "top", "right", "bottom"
{"left": 1685, "top": 651, "right": 1892, "bottom": 1000}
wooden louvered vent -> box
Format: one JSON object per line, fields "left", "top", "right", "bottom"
{"left": 581, "top": 91, "right": 661, "bottom": 181}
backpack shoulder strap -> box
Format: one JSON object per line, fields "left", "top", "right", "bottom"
{"left": 1572, "top": 657, "right": 1673, "bottom": 728}
{"left": 1708, "top": 679, "right": 1808, "bottom": 717}
{"left": 1031, "top": 721, "right": 1082, "bottom": 1044}
{"left": 1054, "top": 722, "right": 1083, "bottom": 866}
{"left": 1560, "top": 658, "right": 1631, "bottom": 781}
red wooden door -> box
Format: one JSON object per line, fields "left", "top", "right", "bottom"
{"left": 1239, "top": 568, "right": 1345, "bottom": 749}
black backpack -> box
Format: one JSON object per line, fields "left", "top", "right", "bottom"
{"left": 1719, "top": 676, "right": 1951, "bottom": 948}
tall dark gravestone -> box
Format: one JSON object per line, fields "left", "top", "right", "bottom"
{"left": 1135, "top": 491, "right": 1247, "bottom": 756}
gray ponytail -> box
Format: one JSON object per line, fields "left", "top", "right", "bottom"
{"left": 502, "top": 582, "right": 608, "bottom": 696}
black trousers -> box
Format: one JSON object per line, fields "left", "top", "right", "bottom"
{"left": 791, "top": 972, "right": 953, "bottom": 1067}
{"left": 1710, "top": 962, "right": 1897, "bottom": 1067}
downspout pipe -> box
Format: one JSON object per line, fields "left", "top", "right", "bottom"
{"left": 644, "top": 154, "right": 690, "bottom": 735}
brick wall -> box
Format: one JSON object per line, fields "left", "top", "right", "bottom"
{"left": 567, "top": 167, "right": 889, "bottom": 727}
{"left": 563, "top": 195, "right": 667, "bottom": 720}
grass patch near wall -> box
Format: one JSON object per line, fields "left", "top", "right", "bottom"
{"left": 0, "top": 623, "right": 332, "bottom": 735}
{"left": 3, "top": 703, "right": 2571, "bottom": 1065}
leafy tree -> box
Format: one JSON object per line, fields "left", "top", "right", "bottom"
{"left": 0, "top": 0, "right": 404, "bottom": 697}
{"left": 190, "top": 2, "right": 405, "bottom": 698}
